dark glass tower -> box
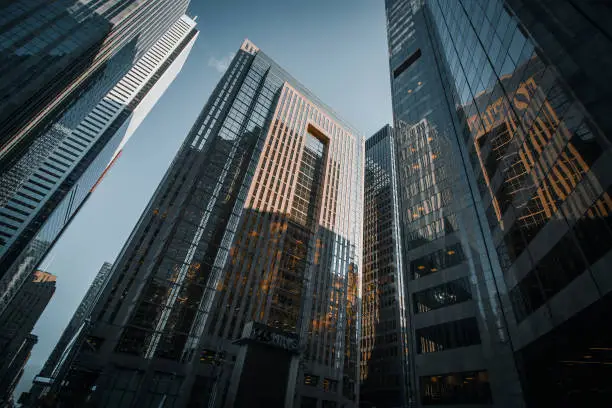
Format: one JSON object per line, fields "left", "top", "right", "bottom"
{"left": 0, "top": 7, "right": 196, "bottom": 317}
{"left": 385, "top": 0, "right": 612, "bottom": 407}
{"left": 0, "top": 271, "right": 56, "bottom": 404}
{"left": 360, "top": 125, "right": 409, "bottom": 407}
{"left": 28, "top": 262, "right": 113, "bottom": 402}
{"left": 55, "top": 39, "right": 364, "bottom": 408}
{"left": 386, "top": 1, "right": 525, "bottom": 406}
{"left": 3, "top": 334, "right": 37, "bottom": 407}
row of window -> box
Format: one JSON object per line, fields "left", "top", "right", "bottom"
{"left": 420, "top": 370, "right": 492, "bottom": 405}
{"left": 509, "top": 188, "right": 612, "bottom": 322}
{"left": 417, "top": 317, "right": 481, "bottom": 353}
{"left": 410, "top": 243, "right": 464, "bottom": 278}
{"left": 414, "top": 277, "right": 472, "bottom": 313}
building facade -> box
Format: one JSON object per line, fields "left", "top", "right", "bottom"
{"left": 28, "top": 262, "right": 114, "bottom": 402}
{"left": 0, "top": 0, "right": 190, "bottom": 166}
{"left": 386, "top": 1, "right": 525, "bottom": 406}
{"left": 0, "top": 271, "right": 56, "bottom": 404}
{"left": 360, "top": 125, "right": 409, "bottom": 407}
{"left": 2, "top": 334, "right": 37, "bottom": 407}
{"left": 0, "top": 13, "right": 197, "bottom": 318}
{"left": 384, "top": 0, "right": 612, "bottom": 407}
{"left": 56, "top": 39, "right": 364, "bottom": 408}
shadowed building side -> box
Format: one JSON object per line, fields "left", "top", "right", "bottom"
{"left": 360, "top": 125, "right": 410, "bottom": 407}
{"left": 49, "top": 40, "right": 364, "bottom": 408}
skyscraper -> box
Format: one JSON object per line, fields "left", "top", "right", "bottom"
{"left": 0, "top": 11, "right": 197, "bottom": 318}
{"left": 383, "top": 0, "right": 612, "bottom": 407}
{"left": 28, "top": 262, "right": 114, "bottom": 402}
{"left": 360, "top": 125, "right": 409, "bottom": 407}
{"left": 54, "top": 39, "right": 364, "bottom": 407}
{"left": 2, "top": 334, "right": 37, "bottom": 407}
{"left": 0, "top": 271, "right": 56, "bottom": 403}
{"left": 0, "top": 0, "right": 189, "bottom": 166}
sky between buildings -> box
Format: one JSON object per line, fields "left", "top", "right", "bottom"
{"left": 17, "top": 0, "right": 393, "bottom": 397}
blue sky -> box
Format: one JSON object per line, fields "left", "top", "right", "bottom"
{"left": 17, "top": 0, "right": 392, "bottom": 396}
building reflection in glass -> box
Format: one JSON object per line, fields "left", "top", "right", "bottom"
{"left": 429, "top": 0, "right": 612, "bottom": 405}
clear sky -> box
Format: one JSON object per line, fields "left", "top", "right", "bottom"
{"left": 16, "top": 0, "right": 392, "bottom": 397}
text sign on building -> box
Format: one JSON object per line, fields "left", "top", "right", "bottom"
{"left": 243, "top": 322, "right": 299, "bottom": 353}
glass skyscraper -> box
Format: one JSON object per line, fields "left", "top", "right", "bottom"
{"left": 0, "top": 11, "right": 197, "bottom": 319}
{"left": 27, "top": 262, "right": 114, "bottom": 402}
{"left": 383, "top": 0, "right": 612, "bottom": 407}
{"left": 361, "top": 125, "right": 409, "bottom": 406}
{"left": 0, "top": 270, "right": 56, "bottom": 404}
{"left": 0, "top": 0, "right": 190, "bottom": 166}
{"left": 52, "top": 39, "right": 364, "bottom": 408}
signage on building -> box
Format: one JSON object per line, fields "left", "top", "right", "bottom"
{"left": 241, "top": 322, "right": 299, "bottom": 352}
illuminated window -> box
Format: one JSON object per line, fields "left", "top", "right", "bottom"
{"left": 304, "top": 374, "right": 319, "bottom": 387}
{"left": 421, "top": 371, "right": 491, "bottom": 405}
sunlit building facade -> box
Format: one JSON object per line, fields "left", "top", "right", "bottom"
{"left": 0, "top": 12, "right": 197, "bottom": 318}
{"left": 59, "top": 39, "right": 364, "bottom": 408}
{"left": 385, "top": 0, "right": 612, "bottom": 407}
{"left": 0, "top": 0, "right": 190, "bottom": 165}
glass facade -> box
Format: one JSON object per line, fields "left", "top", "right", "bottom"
{"left": 0, "top": 271, "right": 56, "bottom": 403}
{"left": 28, "top": 262, "right": 114, "bottom": 402}
{"left": 360, "top": 125, "right": 409, "bottom": 407}
{"left": 57, "top": 39, "right": 364, "bottom": 408}
{"left": 386, "top": 1, "right": 525, "bottom": 407}
{"left": 386, "top": 0, "right": 612, "bottom": 406}
{"left": 0, "top": 0, "right": 190, "bottom": 166}
{"left": 427, "top": 1, "right": 612, "bottom": 406}
{"left": 0, "top": 14, "right": 197, "bottom": 318}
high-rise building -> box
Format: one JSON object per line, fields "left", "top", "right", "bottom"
{"left": 0, "top": 0, "right": 190, "bottom": 166}
{"left": 360, "top": 125, "right": 409, "bottom": 407}
{"left": 0, "top": 271, "right": 56, "bottom": 403}
{"left": 54, "top": 39, "right": 364, "bottom": 408}
{"left": 27, "top": 262, "right": 113, "bottom": 402}
{"left": 1, "top": 334, "right": 37, "bottom": 407}
{"left": 383, "top": 0, "right": 612, "bottom": 407}
{"left": 0, "top": 12, "right": 197, "bottom": 318}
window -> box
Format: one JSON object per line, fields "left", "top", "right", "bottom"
{"left": 304, "top": 374, "right": 319, "bottom": 387}
{"left": 393, "top": 48, "right": 422, "bottom": 78}
{"left": 509, "top": 270, "right": 545, "bottom": 323}
{"left": 323, "top": 378, "right": 338, "bottom": 392}
{"left": 417, "top": 318, "right": 481, "bottom": 353}
{"left": 536, "top": 232, "right": 587, "bottom": 303}
{"left": 421, "top": 371, "right": 492, "bottom": 405}
{"left": 414, "top": 278, "right": 472, "bottom": 313}
{"left": 411, "top": 243, "right": 465, "bottom": 278}
{"left": 572, "top": 190, "right": 612, "bottom": 265}
{"left": 301, "top": 397, "right": 317, "bottom": 408}
{"left": 200, "top": 349, "right": 224, "bottom": 365}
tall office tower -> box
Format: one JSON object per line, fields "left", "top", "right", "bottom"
{"left": 28, "top": 262, "right": 113, "bottom": 401}
{"left": 1, "top": 334, "right": 38, "bottom": 406}
{"left": 360, "top": 125, "right": 409, "bottom": 407}
{"left": 0, "top": 0, "right": 189, "bottom": 165}
{"left": 0, "top": 12, "right": 197, "bottom": 318}
{"left": 0, "top": 271, "right": 56, "bottom": 403}
{"left": 386, "top": 1, "right": 525, "bottom": 406}
{"left": 56, "top": 39, "right": 364, "bottom": 408}
{"left": 385, "top": 0, "right": 612, "bottom": 407}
